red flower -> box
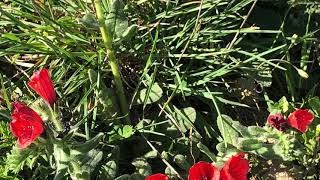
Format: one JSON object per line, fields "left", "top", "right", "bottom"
{"left": 145, "top": 173, "right": 168, "bottom": 180}
{"left": 28, "top": 69, "right": 56, "bottom": 105}
{"left": 267, "top": 113, "right": 287, "bottom": 131}
{"left": 220, "top": 153, "right": 249, "bottom": 180}
{"left": 188, "top": 161, "right": 220, "bottom": 180}
{"left": 10, "top": 102, "right": 44, "bottom": 149}
{"left": 287, "top": 109, "right": 314, "bottom": 133}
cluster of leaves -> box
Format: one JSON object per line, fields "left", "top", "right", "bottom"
{"left": 0, "top": 0, "right": 319, "bottom": 179}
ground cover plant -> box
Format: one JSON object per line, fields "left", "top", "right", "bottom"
{"left": 0, "top": 0, "right": 320, "bottom": 179}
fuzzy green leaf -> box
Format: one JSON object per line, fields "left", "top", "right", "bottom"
{"left": 100, "top": 161, "right": 117, "bottom": 180}
{"left": 133, "top": 83, "right": 163, "bottom": 105}
{"left": 132, "top": 158, "right": 151, "bottom": 176}
{"left": 88, "top": 69, "right": 119, "bottom": 119}
{"left": 122, "top": 25, "right": 137, "bottom": 40}
{"left": 308, "top": 96, "right": 320, "bottom": 116}
{"left": 197, "top": 142, "right": 216, "bottom": 161}
{"left": 173, "top": 154, "right": 190, "bottom": 170}
{"left": 80, "top": 13, "right": 99, "bottom": 30}
{"left": 71, "top": 133, "right": 104, "bottom": 154}
{"left": 172, "top": 106, "right": 196, "bottom": 132}
{"left": 53, "top": 143, "right": 70, "bottom": 180}
{"left": 217, "top": 114, "right": 239, "bottom": 145}
{"left": 105, "top": 0, "right": 128, "bottom": 39}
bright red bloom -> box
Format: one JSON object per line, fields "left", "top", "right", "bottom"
{"left": 267, "top": 113, "right": 287, "bottom": 131}
{"left": 287, "top": 109, "right": 314, "bottom": 133}
{"left": 220, "top": 153, "right": 249, "bottom": 180}
{"left": 28, "top": 69, "right": 56, "bottom": 105}
{"left": 188, "top": 161, "right": 220, "bottom": 180}
{"left": 145, "top": 173, "right": 168, "bottom": 180}
{"left": 10, "top": 102, "right": 44, "bottom": 149}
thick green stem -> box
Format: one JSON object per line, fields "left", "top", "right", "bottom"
{"left": 94, "top": 0, "right": 130, "bottom": 124}
{"left": 49, "top": 105, "right": 63, "bottom": 132}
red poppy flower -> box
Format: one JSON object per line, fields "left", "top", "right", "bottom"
{"left": 220, "top": 153, "right": 249, "bottom": 180}
{"left": 267, "top": 113, "right": 287, "bottom": 131}
{"left": 188, "top": 161, "right": 220, "bottom": 180}
{"left": 287, "top": 109, "right": 314, "bottom": 133}
{"left": 28, "top": 69, "right": 56, "bottom": 105}
{"left": 145, "top": 173, "right": 168, "bottom": 180}
{"left": 10, "top": 102, "right": 44, "bottom": 149}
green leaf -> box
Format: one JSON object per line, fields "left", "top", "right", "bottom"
{"left": 99, "top": 146, "right": 120, "bottom": 180}
{"left": 172, "top": 106, "right": 196, "bottom": 132}
{"left": 120, "top": 125, "right": 134, "bottom": 139}
{"left": 278, "top": 96, "right": 289, "bottom": 113}
{"left": 217, "top": 114, "right": 239, "bottom": 145}
{"left": 239, "top": 138, "right": 262, "bottom": 151}
{"left": 269, "top": 96, "right": 290, "bottom": 114}
{"left": 129, "top": 173, "right": 144, "bottom": 180}
{"left": 6, "top": 147, "right": 34, "bottom": 173}
{"left": 247, "top": 126, "right": 268, "bottom": 136}
{"left": 121, "top": 25, "right": 137, "bottom": 41}
{"left": 69, "top": 160, "right": 90, "bottom": 180}
{"left": 80, "top": 13, "right": 99, "bottom": 30}
{"left": 230, "top": 120, "right": 251, "bottom": 137}
{"left": 143, "top": 151, "right": 157, "bottom": 159}
{"left": 30, "top": 100, "right": 49, "bottom": 121}
{"left": 173, "top": 154, "right": 190, "bottom": 170}
{"left": 88, "top": 69, "right": 119, "bottom": 119}
{"left": 115, "top": 174, "right": 130, "bottom": 180}
{"left": 100, "top": 161, "right": 117, "bottom": 180}
{"left": 254, "top": 144, "right": 288, "bottom": 160}
{"left": 108, "top": 125, "right": 134, "bottom": 141}
{"left": 133, "top": 83, "right": 163, "bottom": 105}
{"left": 308, "top": 96, "right": 320, "bottom": 116}
{"left": 2, "top": 33, "right": 20, "bottom": 42}
{"left": 53, "top": 143, "right": 70, "bottom": 180}
{"left": 197, "top": 142, "right": 216, "bottom": 161}
{"left": 79, "top": 149, "right": 103, "bottom": 173}
{"left": 105, "top": 0, "right": 128, "bottom": 39}
{"left": 132, "top": 158, "right": 151, "bottom": 176}
{"left": 71, "top": 133, "right": 104, "bottom": 154}
{"left": 164, "top": 167, "right": 176, "bottom": 178}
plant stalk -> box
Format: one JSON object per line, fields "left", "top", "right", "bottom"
{"left": 49, "top": 104, "right": 63, "bottom": 132}
{"left": 94, "top": 0, "right": 130, "bottom": 124}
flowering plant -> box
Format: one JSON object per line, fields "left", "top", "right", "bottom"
{"left": 146, "top": 152, "right": 249, "bottom": 180}
{"left": 3, "top": 68, "right": 104, "bottom": 179}
{"left": 1, "top": 0, "right": 319, "bottom": 179}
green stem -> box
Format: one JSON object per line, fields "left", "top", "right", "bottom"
{"left": 94, "top": 0, "right": 130, "bottom": 124}
{"left": 49, "top": 104, "right": 63, "bottom": 132}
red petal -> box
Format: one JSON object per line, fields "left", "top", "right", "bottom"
{"left": 287, "top": 109, "right": 314, "bottom": 133}
{"left": 267, "top": 113, "right": 287, "bottom": 131}
{"left": 17, "top": 136, "right": 33, "bottom": 149}
{"left": 28, "top": 69, "right": 56, "bottom": 105}
{"left": 145, "top": 173, "right": 168, "bottom": 180}
{"left": 10, "top": 117, "right": 33, "bottom": 139}
{"left": 188, "top": 161, "right": 220, "bottom": 180}
{"left": 10, "top": 102, "right": 44, "bottom": 149}
{"left": 220, "top": 153, "right": 249, "bottom": 180}
{"left": 12, "top": 102, "right": 43, "bottom": 124}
